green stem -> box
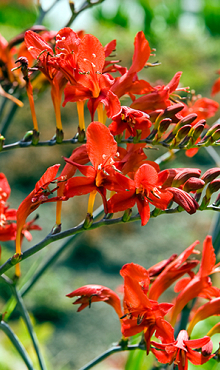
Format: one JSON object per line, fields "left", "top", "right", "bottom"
{"left": 78, "top": 343, "right": 145, "bottom": 370}
{"left": 20, "top": 204, "right": 105, "bottom": 297}
{"left": 11, "top": 285, "right": 47, "bottom": 370}
{"left": 0, "top": 101, "right": 19, "bottom": 136}
{"left": 0, "top": 320, "right": 35, "bottom": 370}
{"left": 0, "top": 205, "right": 219, "bottom": 277}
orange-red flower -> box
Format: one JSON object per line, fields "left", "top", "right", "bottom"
{"left": 66, "top": 284, "right": 123, "bottom": 319}
{"left": 63, "top": 122, "right": 122, "bottom": 214}
{"left": 151, "top": 330, "right": 213, "bottom": 369}
{"left": 0, "top": 173, "right": 17, "bottom": 242}
{"left": 170, "top": 236, "right": 220, "bottom": 326}
{"left": 108, "top": 164, "right": 173, "bottom": 226}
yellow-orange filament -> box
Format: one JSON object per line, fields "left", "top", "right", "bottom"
{"left": 87, "top": 190, "right": 97, "bottom": 215}
{"left": 51, "top": 88, "right": 63, "bottom": 131}
{"left": 77, "top": 101, "right": 85, "bottom": 131}
{"left": 26, "top": 83, "right": 38, "bottom": 131}
{"left": 97, "top": 102, "right": 106, "bottom": 125}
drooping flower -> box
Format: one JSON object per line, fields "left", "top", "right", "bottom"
{"left": 16, "top": 164, "right": 61, "bottom": 261}
{"left": 66, "top": 284, "right": 123, "bottom": 319}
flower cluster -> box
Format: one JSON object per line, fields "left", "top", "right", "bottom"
{"left": 67, "top": 236, "right": 220, "bottom": 369}
{"left": 2, "top": 27, "right": 219, "bottom": 150}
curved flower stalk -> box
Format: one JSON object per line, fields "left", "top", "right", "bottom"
{"left": 16, "top": 164, "right": 61, "bottom": 276}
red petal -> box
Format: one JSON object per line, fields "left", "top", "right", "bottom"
{"left": 25, "top": 30, "right": 53, "bottom": 59}
{"left": 136, "top": 195, "right": 150, "bottom": 226}
{"left": 198, "top": 235, "right": 216, "bottom": 277}
{"left": 35, "top": 164, "right": 60, "bottom": 192}
{"left": 64, "top": 177, "right": 95, "bottom": 197}
{"left": 86, "top": 122, "right": 117, "bottom": 169}
{"left": 129, "top": 31, "right": 151, "bottom": 74}
{"left": 0, "top": 173, "right": 11, "bottom": 201}
{"left": 78, "top": 34, "right": 105, "bottom": 72}
{"left": 107, "top": 191, "right": 136, "bottom": 213}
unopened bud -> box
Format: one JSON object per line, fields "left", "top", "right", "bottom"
{"left": 188, "top": 120, "right": 205, "bottom": 142}
{"left": 183, "top": 178, "right": 205, "bottom": 192}
{"left": 206, "top": 179, "right": 220, "bottom": 199}
{"left": 201, "top": 168, "right": 220, "bottom": 184}
{"left": 21, "top": 130, "right": 33, "bottom": 142}
{"left": 212, "top": 129, "right": 220, "bottom": 141}
{"left": 158, "top": 118, "right": 172, "bottom": 133}
{"left": 173, "top": 114, "right": 198, "bottom": 135}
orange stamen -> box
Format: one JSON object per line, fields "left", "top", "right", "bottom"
{"left": 77, "top": 101, "right": 85, "bottom": 131}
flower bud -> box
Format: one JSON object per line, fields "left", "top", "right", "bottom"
{"left": 206, "top": 179, "right": 220, "bottom": 199}
{"left": 21, "top": 130, "right": 33, "bottom": 142}
{"left": 173, "top": 113, "right": 198, "bottom": 135}
{"left": 183, "top": 178, "right": 205, "bottom": 192}
{"left": 201, "top": 168, "right": 220, "bottom": 184}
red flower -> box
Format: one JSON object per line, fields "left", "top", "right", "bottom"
{"left": 63, "top": 34, "right": 121, "bottom": 121}
{"left": 108, "top": 164, "right": 173, "bottom": 226}
{"left": 0, "top": 173, "right": 17, "bottom": 242}
{"left": 66, "top": 284, "right": 123, "bottom": 319}
{"left": 121, "top": 271, "right": 173, "bottom": 354}
{"left": 109, "top": 106, "right": 151, "bottom": 138}
{"left": 111, "top": 31, "right": 152, "bottom": 99}
{"left": 130, "top": 72, "right": 184, "bottom": 113}
{"left": 63, "top": 122, "right": 121, "bottom": 214}
{"left": 148, "top": 240, "right": 200, "bottom": 301}
{"left": 151, "top": 330, "right": 213, "bottom": 369}
{"left": 170, "top": 236, "right": 220, "bottom": 326}
{"left": 25, "top": 30, "right": 67, "bottom": 131}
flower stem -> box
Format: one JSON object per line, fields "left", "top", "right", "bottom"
{"left": 0, "top": 320, "right": 35, "bottom": 370}
{"left": 11, "top": 285, "right": 47, "bottom": 370}
{"left": 78, "top": 343, "right": 145, "bottom": 370}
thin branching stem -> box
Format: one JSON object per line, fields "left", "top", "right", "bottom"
{"left": 35, "top": 0, "right": 62, "bottom": 24}
{"left": 11, "top": 286, "right": 47, "bottom": 370}
{"left": 2, "top": 137, "right": 220, "bottom": 152}
{"left": 78, "top": 343, "right": 145, "bottom": 370}
{"left": 20, "top": 204, "right": 105, "bottom": 297}
{"left": 66, "top": 0, "right": 105, "bottom": 28}
{"left": 0, "top": 204, "right": 219, "bottom": 277}
{"left": 0, "top": 320, "right": 35, "bottom": 370}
